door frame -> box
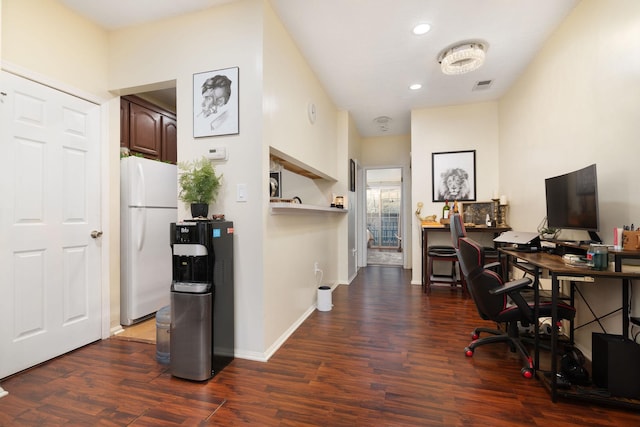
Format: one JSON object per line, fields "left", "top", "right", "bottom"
{"left": 2, "top": 62, "right": 112, "bottom": 339}
{"left": 359, "top": 165, "right": 410, "bottom": 269}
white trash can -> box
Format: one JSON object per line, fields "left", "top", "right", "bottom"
{"left": 317, "top": 285, "right": 332, "bottom": 311}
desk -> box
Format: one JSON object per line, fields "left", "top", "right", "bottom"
{"left": 421, "top": 225, "right": 510, "bottom": 285}
{"left": 500, "top": 248, "right": 640, "bottom": 408}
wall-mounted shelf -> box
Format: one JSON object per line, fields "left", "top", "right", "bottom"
{"left": 269, "top": 146, "right": 337, "bottom": 181}
{"left": 270, "top": 202, "right": 347, "bottom": 215}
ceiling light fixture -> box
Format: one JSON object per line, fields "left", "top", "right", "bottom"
{"left": 412, "top": 23, "right": 431, "bottom": 35}
{"left": 409, "top": 83, "right": 422, "bottom": 90}
{"left": 438, "top": 42, "right": 486, "bottom": 75}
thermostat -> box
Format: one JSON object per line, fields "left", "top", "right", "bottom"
{"left": 208, "top": 147, "right": 228, "bottom": 161}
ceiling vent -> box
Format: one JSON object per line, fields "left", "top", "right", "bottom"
{"left": 373, "top": 116, "right": 392, "bottom": 132}
{"left": 473, "top": 80, "right": 493, "bottom": 91}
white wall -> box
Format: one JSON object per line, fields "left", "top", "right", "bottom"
{"left": 410, "top": 102, "right": 500, "bottom": 284}
{"left": 498, "top": 0, "right": 640, "bottom": 356}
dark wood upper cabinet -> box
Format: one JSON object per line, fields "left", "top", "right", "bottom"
{"left": 162, "top": 116, "right": 177, "bottom": 165}
{"left": 121, "top": 95, "right": 177, "bottom": 164}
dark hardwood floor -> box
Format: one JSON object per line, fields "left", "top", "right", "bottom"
{"left": 1, "top": 266, "right": 638, "bottom": 426}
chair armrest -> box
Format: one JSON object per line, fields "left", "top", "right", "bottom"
{"left": 491, "top": 277, "right": 536, "bottom": 322}
{"left": 484, "top": 261, "right": 501, "bottom": 271}
{"left": 489, "top": 277, "right": 532, "bottom": 295}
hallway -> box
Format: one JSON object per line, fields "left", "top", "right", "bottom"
{"left": 366, "top": 247, "right": 403, "bottom": 266}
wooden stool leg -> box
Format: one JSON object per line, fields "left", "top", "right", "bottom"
{"left": 425, "top": 257, "right": 433, "bottom": 294}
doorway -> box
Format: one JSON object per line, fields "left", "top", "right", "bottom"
{"left": 365, "top": 168, "right": 402, "bottom": 266}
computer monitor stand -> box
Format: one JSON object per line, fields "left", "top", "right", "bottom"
{"left": 588, "top": 231, "right": 603, "bottom": 244}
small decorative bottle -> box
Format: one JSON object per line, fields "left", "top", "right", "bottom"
{"left": 452, "top": 200, "right": 459, "bottom": 214}
{"left": 442, "top": 200, "right": 450, "bottom": 219}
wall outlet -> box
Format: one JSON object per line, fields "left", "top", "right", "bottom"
{"left": 314, "top": 262, "right": 320, "bottom": 273}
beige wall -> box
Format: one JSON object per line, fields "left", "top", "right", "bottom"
{"left": 339, "top": 112, "right": 363, "bottom": 282}
{"left": 261, "top": 1, "right": 344, "bottom": 355}
{"left": 1, "top": 0, "right": 110, "bottom": 99}
{"left": 108, "top": 0, "right": 267, "bottom": 355}
{"left": 361, "top": 134, "right": 410, "bottom": 167}
{"left": 410, "top": 102, "right": 500, "bottom": 284}
{"left": 498, "top": 0, "right": 640, "bottom": 357}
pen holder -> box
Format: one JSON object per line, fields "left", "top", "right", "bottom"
{"left": 623, "top": 230, "right": 640, "bottom": 251}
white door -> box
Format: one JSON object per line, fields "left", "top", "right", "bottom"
{"left": 0, "top": 71, "right": 102, "bottom": 379}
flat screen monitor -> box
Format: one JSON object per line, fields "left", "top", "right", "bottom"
{"left": 544, "top": 164, "right": 599, "bottom": 232}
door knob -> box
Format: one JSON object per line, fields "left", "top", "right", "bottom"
{"left": 91, "top": 230, "right": 103, "bottom": 238}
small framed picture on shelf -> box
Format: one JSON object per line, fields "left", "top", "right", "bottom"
{"left": 461, "top": 201, "right": 493, "bottom": 225}
{"left": 269, "top": 172, "right": 281, "bottom": 198}
{"left": 349, "top": 159, "right": 356, "bottom": 192}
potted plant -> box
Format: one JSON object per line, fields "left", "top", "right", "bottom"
{"left": 178, "top": 157, "right": 222, "bottom": 218}
{"left": 537, "top": 216, "right": 559, "bottom": 240}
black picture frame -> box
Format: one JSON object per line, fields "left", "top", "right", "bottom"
{"left": 432, "top": 150, "right": 476, "bottom": 202}
{"left": 349, "top": 159, "right": 356, "bottom": 192}
{"left": 269, "top": 172, "right": 281, "bottom": 198}
{"left": 193, "top": 66, "right": 239, "bottom": 137}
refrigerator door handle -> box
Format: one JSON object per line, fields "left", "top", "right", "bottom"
{"left": 136, "top": 208, "right": 146, "bottom": 251}
{"left": 136, "top": 162, "right": 146, "bottom": 207}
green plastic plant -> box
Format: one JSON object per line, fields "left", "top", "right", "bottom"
{"left": 178, "top": 157, "right": 222, "bottom": 205}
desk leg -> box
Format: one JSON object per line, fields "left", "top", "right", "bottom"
{"left": 615, "top": 254, "right": 630, "bottom": 339}
{"left": 533, "top": 266, "right": 540, "bottom": 372}
{"left": 550, "top": 274, "right": 559, "bottom": 402}
{"left": 623, "top": 278, "right": 630, "bottom": 339}
{"left": 421, "top": 229, "right": 428, "bottom": 286}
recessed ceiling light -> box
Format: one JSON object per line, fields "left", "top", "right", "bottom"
{"left": 412, "top": 23, "right": 431, "bottom": 35}
{"left": 409, "top": 83, "right": 422, "bottom": 90}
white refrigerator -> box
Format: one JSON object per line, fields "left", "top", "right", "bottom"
{"left": 121, "top": 156, "right": 177, "bottom": 325}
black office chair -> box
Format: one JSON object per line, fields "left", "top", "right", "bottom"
{"left": 456, "top": 237, "right": 576, "bottom": 378}
{"left": 450, "top": 213, "right": 500, "bottom": 269}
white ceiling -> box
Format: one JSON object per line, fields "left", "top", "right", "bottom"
{"left": 58, "top": 0, "right": 579, "bottom": 137}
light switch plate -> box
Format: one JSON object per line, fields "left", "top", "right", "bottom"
{"left": 237, "top": 183, "right": 247, "bottom": 202}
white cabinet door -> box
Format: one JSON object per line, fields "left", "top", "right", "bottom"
{"left": 0, "top": 71, "right": 102, "bottom": 378}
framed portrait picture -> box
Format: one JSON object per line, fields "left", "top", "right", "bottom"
{"left": 193, "top": 67, "right": 239, "bottom": 137}
{"left": 432, "top": 150, "right": 476, "bottom": 202}
{"left": 349, "top": 159, "right": 356, "bottom": 192}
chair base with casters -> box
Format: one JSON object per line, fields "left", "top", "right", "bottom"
{"left": 424, "top": 245, "right": 466, "bottom": 296}
{"left": 464, "top": 321, "right": 535, "bottom": 379}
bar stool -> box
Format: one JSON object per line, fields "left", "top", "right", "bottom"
{"left": 424, "top": 245, "right": 465, "bottom": 295}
